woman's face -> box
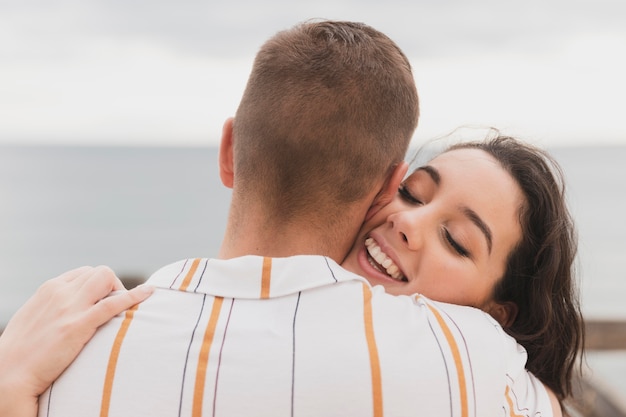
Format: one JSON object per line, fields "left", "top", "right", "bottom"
{"left": 343, "top": 148, "right": 524, "bottom": 310}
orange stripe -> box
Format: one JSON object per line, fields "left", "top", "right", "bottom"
{"left": 505, "top": 385, "right": 525, "bottom": 417}
{"left": 192, "top": 297, "right": 225, "bottom": 417}
{"left": 260, "top": 257, "right": 272, "bottom": 299}
{"left": 100, "top": 304, "right": 139, "bottom": 417}
{"left": 426, "top": 303, "right": 468, "bottom": 417}
{"left": 179, "top": 258, "right": 201, "bottom": 291}
{"left": 362, "top": 284, "right": 383, "bottom": 417}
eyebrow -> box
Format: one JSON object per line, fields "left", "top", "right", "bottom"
{"left": 417, "top": 165, "right": 441, "bottom": 185}
{"left": 419, "top": 164, "right": 493, "bottom": 254}
{"left": 461, "top": 206, "right": 493, "bottom": 254}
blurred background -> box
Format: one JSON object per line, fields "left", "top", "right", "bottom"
{"left": 1, "top": 0, "right": 625, "bottom": 411}
{"left": 2, "top": 0, "right": 625, "bottom": 147}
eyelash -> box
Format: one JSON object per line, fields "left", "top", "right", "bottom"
{"left": 398, "top": 184, "right": 422, "bottom": 205}
{"left": 399, "top": 185, "right": 471, "bottom": 258}
{"left": 444, "top": 229, "right": 470, "bottom": 258}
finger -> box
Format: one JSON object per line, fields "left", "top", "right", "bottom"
{"left": 78, "top": 266, "right": 126, "bottom": 304}
{"left": 87, "top": 285, "right": 155, "bottom": 327}
{"left": 89, "top": 265, "right": 127, "bottom": 292}
{"left": 65, "top": 266, "right": 107, "bottom": 293}
{"left": 32, "top": 266, "right": 94, "bottom": 306}
{"left": 57, "top": 266, "right": 94, "bottom": 283}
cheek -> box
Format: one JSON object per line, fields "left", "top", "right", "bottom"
{"left": 362, "top": 200, "right": 404, "bottom": 231}
{"left": 424, "top": 250, "right": 466, "bottom": 278}
{"left": 421, "top": 259, "right": 486, "bottom": 305}
{"left": 410, "top": 256, "right": 458, "bottom": 294}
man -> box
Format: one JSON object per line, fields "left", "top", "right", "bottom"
{"left": 0, "top": 20, "right": 554, "bottom": 416}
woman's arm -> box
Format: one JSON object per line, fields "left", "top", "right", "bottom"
{"left": 0, "top": 266, "right": 153, "bottom": 417}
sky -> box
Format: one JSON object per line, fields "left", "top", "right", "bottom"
{"left": 1, "top": 0, "right": 625, "bottom": 148}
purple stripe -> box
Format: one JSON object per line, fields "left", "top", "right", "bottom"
{"left": 177, "top": 294, "right": 207, "bottom": 417}
{"left": 170, "top": 259, "right": 189, "bottom": 289}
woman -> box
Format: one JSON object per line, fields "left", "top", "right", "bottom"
{"left": 1, "top": 135, "right": 580, "bottom": 415}
{"left": 343, "top": 135, "right": 584, "bottom": 407}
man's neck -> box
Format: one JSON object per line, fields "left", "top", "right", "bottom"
{"left": 218, "top": 225, "right": 351, "bottom": 263}
{"left": 217, "top": 206, "right": 359, "bottom": 264}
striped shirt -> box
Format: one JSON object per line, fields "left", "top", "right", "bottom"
{"left": 39, "top": 255, "right": 550, "bottom": 417}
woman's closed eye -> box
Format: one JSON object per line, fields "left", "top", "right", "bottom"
{"left": 443, "top": 228, "right": 470, "bottom": 258}
{"left": 398, "top": 184, "right": 423, "bottom": 205}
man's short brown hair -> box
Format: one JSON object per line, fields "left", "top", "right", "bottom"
{"left": 233, "top": 20, "right": 419, "bottom": 222}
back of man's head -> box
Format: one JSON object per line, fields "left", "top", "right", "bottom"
{"left": 232, "top": 19, "right": 419, "bottom": 228}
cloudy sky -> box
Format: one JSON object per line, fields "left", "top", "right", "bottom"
{"left": 1, "top": 0, "right": 625, "bottom": 147}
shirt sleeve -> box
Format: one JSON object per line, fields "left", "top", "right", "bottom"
{"left": 412, "top": 296, "right": 553, "bottom": 417}
{"left": 500, "top": 325, "right": 553, "bottom": 417}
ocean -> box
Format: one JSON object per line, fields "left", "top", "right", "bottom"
{"left": 1, "top": 145, "right": 625, "bottom": 397}
{"left": 0, "top": 145, "right": 231, "bottom": 325}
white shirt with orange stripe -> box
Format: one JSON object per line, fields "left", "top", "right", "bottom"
{"left": 39, "top": 255, "right": 551, "bottom": 417}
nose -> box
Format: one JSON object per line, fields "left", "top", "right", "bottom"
{"left": 388, "top": 207, "right": 430, "bottom": 251}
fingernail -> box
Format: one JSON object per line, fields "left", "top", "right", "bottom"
{"left": 137, "top": 284, "right": 155, "bottom": 295}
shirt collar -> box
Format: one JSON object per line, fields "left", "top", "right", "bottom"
{"left": 146, "top": 255, "right": 367, "bottom": 299}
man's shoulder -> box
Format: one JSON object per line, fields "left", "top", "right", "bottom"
{"left": 367, "top": 287, "right": 506, "bottom": 338}
{"left": 143, "top": 256, "right": 504, "bottom": 326}
{"left": 142, "top": 256, "right": 510, "bottom": 348}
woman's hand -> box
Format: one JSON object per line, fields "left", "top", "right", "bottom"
{"left": 0, "top": 266, "right": 154, "bottom": 417}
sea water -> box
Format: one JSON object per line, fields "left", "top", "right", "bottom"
{"left": 0, "top": 146, "right": 231, "bottom": 323}
{"left": 0, "top": 145, "right": 624, "bottom": 395}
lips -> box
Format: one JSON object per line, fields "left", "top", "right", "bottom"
{"left": 364, "top": 237, "right": 406, "bottom": 281}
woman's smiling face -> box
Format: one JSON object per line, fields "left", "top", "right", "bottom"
{"left": 343, "top": 148, "right": 524, "bottom": 310}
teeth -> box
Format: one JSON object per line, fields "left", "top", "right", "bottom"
{"left": 365, "top": 238, "right": 405, "bottom": 281}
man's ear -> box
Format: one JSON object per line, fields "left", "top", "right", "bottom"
{"left": 485, "top": 301, "right": 518, "bottom": 329}
{"left": 364, "top": 161, "right": 408, "bottom": 222}
{"left": 219, "top": 118, "right": 235, "bottom": 189}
